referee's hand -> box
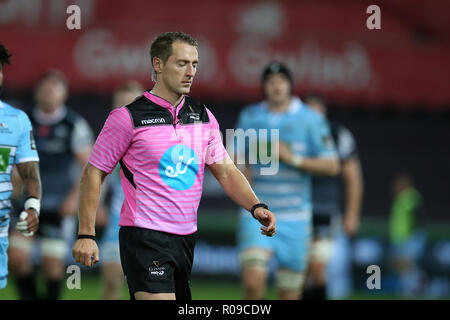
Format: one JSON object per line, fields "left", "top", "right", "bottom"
{"left": 72, "top": 239, "right": 100, "bottom": 267}
{"left": 254, "top": 208, "right": 276, "bottom": 237}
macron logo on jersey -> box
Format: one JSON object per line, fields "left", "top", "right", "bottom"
{"left": 141, "top": 118, "right": 166, "bottom": 125}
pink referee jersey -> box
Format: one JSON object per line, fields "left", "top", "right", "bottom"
{"left": 88, "top": 91, "right": 228, "bottom": 235}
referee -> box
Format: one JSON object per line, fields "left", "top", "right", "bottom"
{"left": 72, "top": 32, "right": 276, "bottom": 300}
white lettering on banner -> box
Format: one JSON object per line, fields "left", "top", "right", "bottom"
{"left": 74, "top": 29, "right": 218, "bottom": 83}
{"left": 74, "top": 29, "right": 149, "bottom": 79}
{"left": 229, "top": 39, "right": 373, "bottom": 90}
{"left": 236, "top": 2, "right": 285, "bottom": 38}
{"left": 0, "top": 0, "right": 40, "bottom": 25}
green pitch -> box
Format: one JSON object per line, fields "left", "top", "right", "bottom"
{"left": 0, "top": 274, "right": 439, "bottom": 300}
{"left": 0, "top": 275, "right": 274, "bottom": 300}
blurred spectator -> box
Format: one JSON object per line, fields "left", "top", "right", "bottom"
{"left": 303, "top": 93, "right": 363, "bottom": 300}
{"left": 100, "top": 80, "right": 144, "bottom": 300}
{"left": 8, "top": 70, "right": 94, "bottom": 299}
{"left": 388, "top": 172, "right": 427, "bottom": 296}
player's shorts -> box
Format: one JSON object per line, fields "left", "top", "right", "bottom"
{"left": 312, "top": 212, "right": 340, "bottom": 239}
{"left": 119, "top": 226, "right": 195, "bottom": 300}
{"left": 237, "top": 211, "right": 312, "bottom": 272}
{"left": 0, "top": 215, "right": 10, "bottom": 289}
{"left": 9, "top": 210, "right": 74, "bottom": 259}
{"left": 37, "top": 210, "right": 68, "bottom": 239}
{"left": 10, "top": 209, "right": 70, "bottom": 240}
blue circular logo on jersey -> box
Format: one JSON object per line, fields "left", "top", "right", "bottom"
{"left": 159, "top": 144, "right": 199, "bottom": 190}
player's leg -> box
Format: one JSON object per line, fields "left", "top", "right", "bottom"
{"left": 237, "top": 211, "right": 273, "bottom": 300}
{"left": 101, "top": 259, "right": 124, "bottom": 300}
{"left": 119, "top": 226, "right": 179, "bottom": 300}
{"left": 8, "top": 228, "right": 38, "bottom": 299}
{"left": 134, "top": 292, "right": 175, "bottom": 300}
{"left": 240, "top": 248, "right": 272, "bottom": 299}
{"left": 303, "top": 214, "right": 334, "bottom": 300}
{"left": 303, "top": 237, "right": 333, "bottom": 299}
{"left": 101, "top": 217, "right": 124, "bottom": 299}
{"left": 275, "top": 218, "right": 311, "bottom": 300}
{"left": 40, "top": 241, "right": 67, "bottom": 299}
{"left": 276, "top": 268, "right": 306, "bottom": 300}
{"left": 39, "top": 213, "right": 71, "bottom": 300}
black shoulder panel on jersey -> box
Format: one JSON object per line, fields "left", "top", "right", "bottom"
{"left": 125, "top": 96, "right": 173, "bottom": 128}
{"left": 119, "top": 159, "right": 136, "bottom": 188}
{"left": 178, "top": 96, "right": 210, "bottom": 125}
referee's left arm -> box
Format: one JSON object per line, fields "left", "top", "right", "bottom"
{"left": 207, "top": 155, "right": 276, "bottom": 237}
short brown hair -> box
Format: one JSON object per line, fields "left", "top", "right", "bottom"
{"left": 149, "top": 31, "right": 198, "bottom": 81}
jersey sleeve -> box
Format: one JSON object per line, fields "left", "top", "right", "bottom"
{"left": 204, "top": 108, "right": 228, "bottom": 165}
{"left": 88, "top": 107, "right": 133, "bottom": 174}
{"left": 15, "top": 111, "right": 39, "bottom": 164}
{"left": 309, "top": 114, "right": 337, "bottom": 158}
{"left": 337, "top": 125, "right": 358, "bottom": 161}
{"left": 70, "top": 116, "right": 94, "bottom": 154}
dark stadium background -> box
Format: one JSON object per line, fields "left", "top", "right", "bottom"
{"left": 0, "top": 0, "right": 449, "bottom": 299}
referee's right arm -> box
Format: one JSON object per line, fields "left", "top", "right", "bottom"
{"left": 78, "top": 163, "right": 107, "bottom": 236}
{"left": 73, "top": 107, "right": 133, "bottom": 267}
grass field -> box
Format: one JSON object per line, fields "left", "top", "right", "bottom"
{"left": 1, "top": 214, "right": 448, "bottom": 300}
{"left": 0, "top": 275, "right": 267, "bottom": 300}
{"left": 0, "top": 274, "right": 443, "bottom": 300}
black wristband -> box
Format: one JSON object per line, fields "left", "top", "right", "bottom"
{"left": 250, "top": 203, "right": 269, "bottom": 219}
{"left": 77, "top": 234, "right": 96, "bottom": 241}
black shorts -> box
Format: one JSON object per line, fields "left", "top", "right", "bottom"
{"left": 119, "top": 226, "right": 196, "bottom": 300}
{"left": 312, "top": 212, "right": 339, "bottom": 239}
{"left": 10, "top": 209, "right": 67, "bottom": 240}
{"left": 37, "top": 211, "right": 65, "bottom": 239}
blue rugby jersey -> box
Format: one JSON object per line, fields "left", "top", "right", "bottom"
{"left": 235, "top": 97, "right": 336, "bottom": 219}
{"left": 0, "top": 100, "right": 39, "bottom": 230}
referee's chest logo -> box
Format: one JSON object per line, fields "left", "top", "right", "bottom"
{"left": 159, "top": 144, "right": 199, "bottom": 191}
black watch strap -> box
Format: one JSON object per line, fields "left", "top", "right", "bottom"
{"left": 77, "top": 234, "right": 96, "bottom": 241}
{"left": 250, "top": 203, "right": 269, "bottom": 219}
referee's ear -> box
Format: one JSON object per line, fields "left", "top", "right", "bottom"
{"left": 153, "top": 57, "right": 163, "bottom": 73}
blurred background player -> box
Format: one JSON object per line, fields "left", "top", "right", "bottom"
{"left": 100, "top": 80, "right": 144, "bottom": 300}
{"left": 0, "top": 44, "right": 41, "bottom": 291}
{"left": 388, "top": 172, "right": 426, "bottom": 296}
{"left": 301, "top": 94, "right": 364, "bottom": 300}
{"left": 235, "top": 62, "right": 339, "bottom": 300}
{"left": 8, "top": 70, "right": 94, "bottom": 299}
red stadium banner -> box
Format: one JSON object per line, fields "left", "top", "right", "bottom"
{"left": 1, "top": 0, "right": 449, "bottom": 107}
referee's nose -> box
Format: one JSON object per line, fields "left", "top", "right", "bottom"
{"left": 185, "top": 63, "right": 196, "bottom": 78}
